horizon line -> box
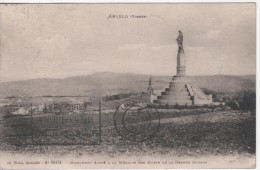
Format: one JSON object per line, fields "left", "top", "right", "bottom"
{"left": 0, "top": 71, "right": 256, "bottom": 84}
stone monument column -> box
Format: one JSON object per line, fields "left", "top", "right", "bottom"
{"left": 153, "top": 30, "right": 212, "bottom": 105}
{"left": 176, "top": 30, "right": 186, "bottom": 76}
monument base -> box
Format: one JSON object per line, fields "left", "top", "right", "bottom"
{"left": 153, "top": 76, "right": 212, "bottom": 106}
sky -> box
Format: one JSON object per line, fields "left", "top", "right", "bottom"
{"left": 0, "top": 3, "right": 256, "bottom": 82}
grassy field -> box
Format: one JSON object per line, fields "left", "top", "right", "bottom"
{"left": 0, "top": 105, "right": 255, "bottom": 157}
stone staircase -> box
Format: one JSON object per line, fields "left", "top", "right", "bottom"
{"left": 154, "top": 83, "right": 193, "bottom": 105}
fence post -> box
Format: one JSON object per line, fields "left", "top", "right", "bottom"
{"left": 99, "top": 99, "right": 102, "bottom": 143}
{"left": 30, "top": 103, "right": 34, "bottom": 144}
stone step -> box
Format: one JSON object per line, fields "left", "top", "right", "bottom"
{"left": 168, "top": 87, "right": 187, "bottom": 91}
{"left": 169, "top": 83, "right": 186, "bottom": 87}
{"left": 165, "top": 87, "right": 188, "bottom": 92}
{"left": 158, "top": 95, "right": 191, "bottom": 100}
{"left": 154, "top": 99, "right": 192, "bottom": 105}
{"left": 161, "top": 91, "right": 190, "bottom": 96}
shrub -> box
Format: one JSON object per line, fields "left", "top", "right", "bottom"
{"left": 240, "top": 90, "right": 256, "bottom": 111}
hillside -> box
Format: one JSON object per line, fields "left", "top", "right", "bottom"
{"left": 0, "top": 72, "right": 255, "bottom": 97}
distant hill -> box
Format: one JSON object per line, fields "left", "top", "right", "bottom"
{"left": 0, "top": 72, "right": 255, "bottom": 97}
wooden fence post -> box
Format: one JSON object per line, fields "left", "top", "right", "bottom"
{"left": 99, "top": 99, "right": 102, "bottom": 143}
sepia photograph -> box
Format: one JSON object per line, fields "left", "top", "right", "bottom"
{"left": 0, "top": 2, "right": 256, "bottom": 169}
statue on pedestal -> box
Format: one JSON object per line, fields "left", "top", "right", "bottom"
{"left": 176, "top": 30, "right": 185, "bottom": 76}
{"left": 153, "top": 30, "right": 213, "bottom": 106}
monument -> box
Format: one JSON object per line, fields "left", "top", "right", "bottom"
{"left": 154, "top": 30, "right": 212, "bottom": 105}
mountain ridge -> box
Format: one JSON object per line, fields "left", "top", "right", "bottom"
{"left": 0, "top": 72, "right": 255, "bottom": 97}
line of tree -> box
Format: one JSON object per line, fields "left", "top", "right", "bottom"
{"left": 102, "top": 93, "right": 135, "bottom": 102}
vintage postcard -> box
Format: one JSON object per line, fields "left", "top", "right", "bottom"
{"left": 0, "top": 3, "right": 256, "bottom": 169}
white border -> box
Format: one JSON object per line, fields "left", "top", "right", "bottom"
{"left": 0, "top": 1, "right": 258, "bottom": 170}
{"left": 0, "top": 0, "right": 257, "bottom": 3}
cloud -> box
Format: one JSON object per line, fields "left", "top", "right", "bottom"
{"left": 207, "top": 30, "right": 221, "bottom": 40}
{"left": 119, "top": 43, "right": 148, "bottom": 51}
{"left": 0, "top": 3, "right": 256, "bottom": 82}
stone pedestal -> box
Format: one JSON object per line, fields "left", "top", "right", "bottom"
{"left": 176, "top": 48, "right": 186, "bottom": 76}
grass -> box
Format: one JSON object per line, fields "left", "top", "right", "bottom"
{"left": 0, "top": 105, "right": 256, "bottom": 157}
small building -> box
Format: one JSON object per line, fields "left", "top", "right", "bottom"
{"left": 147, "top": 76, "right": 154, "bottom": 95}
{"left": 147, "top": 76, "right": 161, "bottom": 103}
